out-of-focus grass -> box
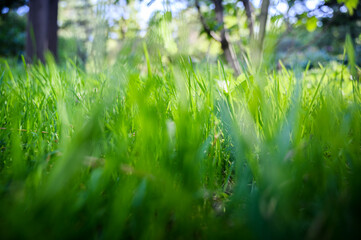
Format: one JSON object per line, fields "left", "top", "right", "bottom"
{"left": 0, "top": 50, "right": 360, "bottom": 239}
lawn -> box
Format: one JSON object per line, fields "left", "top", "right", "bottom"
{"left": 0, "top": 53, "right": 360, "bottom": 239}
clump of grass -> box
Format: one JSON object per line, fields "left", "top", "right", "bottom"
{"left": 0, "top": 50, "right": 360, "bottom": 239}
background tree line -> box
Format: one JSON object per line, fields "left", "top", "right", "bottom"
{"left": 0, "top": 0, "right": 360, "bottom": 73}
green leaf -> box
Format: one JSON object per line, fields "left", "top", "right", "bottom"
{"left": 271, "top": 14, "right": 283, "bottom": 23}
{"left": 306, "top": 16, "right": 318, "bottom": 32}
{"left": 345, "top": 33, "right": 357, "bottom": 79}
{"left": 338, "top": 0, "right": 359, "bottom": 15}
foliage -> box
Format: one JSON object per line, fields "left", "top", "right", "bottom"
{"left": 0, "top": 0, "right": 27, "bottom": 14}
{"left": 275, "top": 0, "right": 361, "bottom": 69}
{"left": 339, "top": 0, "right": 359, "bottom": 14}
{"left": 0, "top": 0, "right": 361, "bottom": 238}
{"left": 0, "top": 10, "right": 26, "bottom": 57}
{"left": 0, "top": 48, "right": 361, "bottom": 238}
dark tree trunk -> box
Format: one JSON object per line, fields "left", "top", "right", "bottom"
{"left": 195, "top": 0, "right": 221, "bottom": 42}
{"left": 252, "top": 0, "right": 270, "bottom": 66}
{"left": 213, "top": 0, "right": 241, "bottom": 76}
{"left": 26, "top": 0, "right": 48, "bottom": 63}
{"left": 47, "top": 0, "right": 59, "bottom": 60}
{"left": 240, "top": 0, "right": 254, "bottom": 39}
{"left": 26, "top": 0, "right": 59, "bottom": 63}
{"left": 258, "top": 0, "right": 270, "bottom": 50}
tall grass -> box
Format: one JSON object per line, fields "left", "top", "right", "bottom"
{"left": 0, "top": 51, "right": 360, "bottom": 239}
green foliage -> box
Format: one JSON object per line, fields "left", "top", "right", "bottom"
{"left": 0, "top": 10, "right": 26, "bottom": 57}
{"left": 338, "top": 0, "right": 359, "bottom": 15}
{"left": 0, "top": 0, "right": 26, "bottom": 14}
{"left": 282, "top": 0, "right": 361, "bottom": 68}
{"left": 0, "top": 49, "right": 361, "bottom": 238}
{"left": 305, "top": 16, "right": 317, "bottom": 32}
{"left": 345, "top": 33, "right": 357, "bottom": 79}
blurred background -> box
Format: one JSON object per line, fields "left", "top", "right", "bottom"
{"left": 0, "top": 0, "right": 360, "bottom": 72}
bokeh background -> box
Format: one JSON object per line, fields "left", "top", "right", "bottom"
{"left": 0, "top": 0, "right": 360, "bottom": 71}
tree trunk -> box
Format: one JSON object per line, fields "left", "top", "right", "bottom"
{"left": 213, "top": 0, "right": 241, "bottom": 75}
{"left": 258, "top": 0, "right": 270, "bottom": 51}
{"left": 26, "top": 0, "right": 48, "bottom": 63}
{"left": 240, "top": 0, "right": 254, "bottom": 39}
{"left": 251, "top": 0, "right": 270, "bottom": 66}
{"left": 26, "top": 0, "right": 59, "bottom": 63}
{"left": 195, "top": 0, "right": 221, "bottom": 42}
{"left": 221, "top": 38, "right": 241, "bottom": 76}
{"left": 47, "top": 0, "right": 59, "bottom": 60}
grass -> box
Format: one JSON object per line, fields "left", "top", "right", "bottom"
{"left": 0, "top": 51, "right": 360, "bottom": 239}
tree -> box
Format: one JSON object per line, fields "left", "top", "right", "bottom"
{"left": 195, "top": 0, "right": 241, "bottom": 75}
{"left": 239, "top": 0, "right": 270, "bottom": 66}
{"left": 195, "top": 0, "right": 271, "bottom": 75}
{"left": 59, "top": 0, "right": 94, "bottom": 65}
{"left": 0, "top": 0, "right": 27, "bottom": 15}
{"left": 26, "top": 0, "right": 59, "bottom": 63}
{"left": 47, "top": 0, "right": 59, "bottom": 60}
{"left": 0, "top": 0, "right": 27, "bottom": 57}
{"left": 277, "top": 0, "right": 360, "bottom": 67}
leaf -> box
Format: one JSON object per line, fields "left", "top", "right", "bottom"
{"left": 271, "top": 15, "right": 283, "bottom": 23}
{"left": 132, "top": 179, "right": 147, "bottom": 207}
{"left": 338, "top": 0, "right": 359, "bottom": 15}
{"left": 306, "top": 16, "right": 318, "bottom": 32}
{"left": 345, "top": 34, "right": 357, "bottom": 79}
{"left": 0, "top": 71, "right": 4, "bottom": 87}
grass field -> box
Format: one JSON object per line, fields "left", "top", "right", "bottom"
{"left": 0, "top": 51, "right": 361, "bottom": 239}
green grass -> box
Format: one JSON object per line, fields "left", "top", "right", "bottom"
{"left": 0, "top": 52, "right": 360, "bottom": 239}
